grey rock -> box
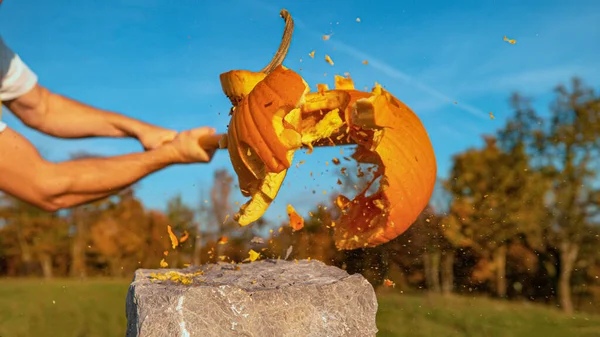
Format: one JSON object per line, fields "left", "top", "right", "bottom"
{"left": 125, "top": 259, "right": 378, "bottom": 337}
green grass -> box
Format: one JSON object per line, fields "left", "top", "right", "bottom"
{"left": 0, "top": 278, "right": 128, "bottom": 337}
{"left": 0, "top": 278, "right": 599, "bottom": 337}
{"left": 376, "top": 289, "right": 600, "bottom": 337}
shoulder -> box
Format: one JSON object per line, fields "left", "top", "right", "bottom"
{"left": 0, "top": 35, "right": 38, "bottom": 102}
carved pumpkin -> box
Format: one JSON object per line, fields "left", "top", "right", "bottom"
{"left": 217, "top": 9, "right": 437, "bottom": 250}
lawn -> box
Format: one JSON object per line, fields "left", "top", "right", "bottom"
{"left": 0, "top": 278, "right": 598, "bottom": 337}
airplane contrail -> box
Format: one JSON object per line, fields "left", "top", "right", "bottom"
{"left": 293, "top": 22, "right": 489, "bottom": 120}
{"left": 247, "top": 0, "right": 489, "bottom": 120}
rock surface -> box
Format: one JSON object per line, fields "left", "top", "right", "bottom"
{"left": 125, "top": 259, "right": 378, "bottom": 337}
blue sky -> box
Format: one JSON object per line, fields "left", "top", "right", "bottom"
{"left": 1, "top": 0, "right": 599, "bottom": 228}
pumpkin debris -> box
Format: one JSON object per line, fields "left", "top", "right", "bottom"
{"left": 503, "top": 35, "right": 516, "bottom": 44}
{"left": 336, "top": 195, "right": 351, "bottom": 210}
{"left": 295, "top": 159, "right": 306, "bottom": 168}
{"left": 309, "top": 50, "right": 315, "bottom": 58}
{"left": 159, "top": 259, "right": 168, "bottom": 268}
{"left": 167, "top": 225, "right": 178, "bottom": 249}
{"left": 248, "top": 249, "right": 260, "bottom": 262}
{"left": 287, "top": 204, "right": 305, "bottom": 231}
{"left": 179, "top": 231, "right": 189, "bottom": 243}
{"left": 149, "top": 270, "right": 204, "bottom": 285}
{"left": 383, "top": 279, "right": 395, "bottom": 287}
{"left": 325, "top": 54, "right": 334, "bottom": 66}
{"left": 217, "top": 236, "right": 229, "bottom": 245}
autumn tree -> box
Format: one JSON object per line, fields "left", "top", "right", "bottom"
{"left": 525, "top": 78, "right": 600, "bottom": 313}
{"left": 0, "top": 193, "right": 69, "bottom": 278}
{"left": 88, "top": 188, "right": 148, "bottom": 277}
{"left": 428, "top": 182, "right": 457, "bottom": 295}
{"left": 444, "top": 134, "right": 546, "bottom": 298}
{"left": 66, "top": 151, "right": 116, "bottom": 278}
{"left": 410, "top": 205, "right": 454, "bottom": 294}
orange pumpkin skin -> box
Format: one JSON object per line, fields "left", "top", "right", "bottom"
{"left": 220, "top": 66, "right": 310, "bottom": 225}
{"left": 216, "top": 9, "right": 436, "bottom": 248}
{"left": 333, "top": 86, "right": 437, "bottom": 250}
{"left": 223, "top": 66, "right": 307, "bottom": 192}
{"left": 231, "top": 66, "right": 307, "bottom": 175}
{"left": 219, "top": 66, "right": 436, "bottom": 248}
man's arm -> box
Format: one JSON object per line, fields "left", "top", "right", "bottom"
{"left": 3, "top": 83, "right": 176, "bottom": 149}
{"left": 0, "top": 126, "right": 217, "bottom": 212}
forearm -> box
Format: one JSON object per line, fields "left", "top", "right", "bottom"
{"left": 40, "top": 88, "right": 151, "bottom": 138}
{"left": 46, "top": 145, "right": 178, "bottom": 207}
{"left": 6, "top": 84, "right": 152, "bottom": 139}
{"left": 43, "top": 94, "right": 133, "bottom": 138}
{"left": 47, "top": 190, "right": 123, "bottom": 209}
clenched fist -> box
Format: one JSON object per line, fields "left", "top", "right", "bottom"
{"left": 163, "top": 127, "right": 222, "bottom": 164}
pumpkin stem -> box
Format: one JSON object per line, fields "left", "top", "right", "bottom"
{"left": 260, "top": 9, "right": 294, "bottom": 74}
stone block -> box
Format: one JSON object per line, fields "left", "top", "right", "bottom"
{"left": 125, "top": 259, "right": 378, "bottom": 336}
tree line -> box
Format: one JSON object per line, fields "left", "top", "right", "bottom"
{"left": 0, "top": 77, "right": 598, "bottom": 315}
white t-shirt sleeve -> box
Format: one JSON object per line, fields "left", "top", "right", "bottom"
{"left": 0, "top": 36, "right": 38, "bottom": 102}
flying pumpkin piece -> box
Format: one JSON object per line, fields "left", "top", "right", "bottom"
{"left": 217, "top": 236, "right": 229, "bottom": 245}
{"left": 325, "top": 54, "right": 334, "bottom": 66}
{"left": 214, "top": 9, "right": 436, "bottom": 250}
{"left": 503, "top": 35, "right": 516, "bottom": 44}
{"left": 179, "top": 230, "right": 189, "bottom": 243}
{"left": 167, "top": 225, "right": 178, "bottom": 249}
{"left": 248, "top": 249, "right": 260, "bottom": 262}
{"left": 287, "top": 204, "right": 305, "bottom": 231}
